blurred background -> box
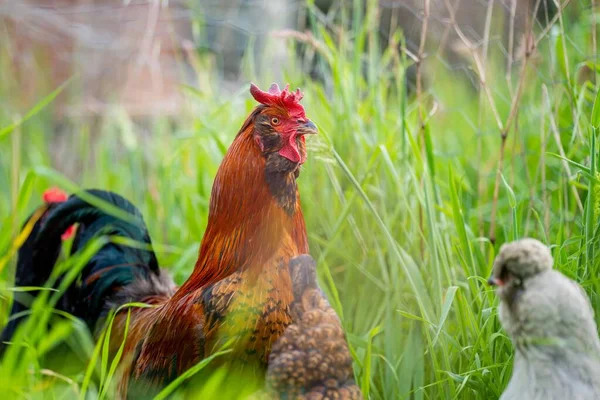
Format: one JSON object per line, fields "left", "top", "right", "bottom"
{"left": 0, "top": 0, "right": 563, "bottom": 179}
{"left": 1, "top": 0, "right": 550, "bottom": 116}
{"left": 0, "top": 0, "right": 598, "bottom": 399}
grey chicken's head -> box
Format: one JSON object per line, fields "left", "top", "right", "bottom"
{"left": 489, "top": 238, "right": 599, "bottom": 352}
{"left": 488, "top": 238, "right": 553, "bottom": 303}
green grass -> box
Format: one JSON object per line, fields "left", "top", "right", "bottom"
{"left": 1, "top": 1, "right": 599, "bottom": 399}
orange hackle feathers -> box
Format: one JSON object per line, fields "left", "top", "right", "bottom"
{"left": 175, "top": 89, "right": 309, "bottom": 297}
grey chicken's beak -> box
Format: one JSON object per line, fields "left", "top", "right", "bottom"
{"left": 297, "top": 120, "right": 318, "bottom": 136}
{"left": 487, "top": 276, "right": 500, "bottom": 286}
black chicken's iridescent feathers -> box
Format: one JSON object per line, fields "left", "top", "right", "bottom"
{"left": 34, "top": 189, "right": 171, "bottom": 328}
{"left": 37, "top": 190, "right": 159, "bottom": 272}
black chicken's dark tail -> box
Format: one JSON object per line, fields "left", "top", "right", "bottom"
{"left": 0, "top": 201, "right": 64, "bottom": 351}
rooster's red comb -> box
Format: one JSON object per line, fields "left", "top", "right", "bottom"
{"left": 43, "top": 187, "right": 69, "bottom": 203}
{"left": 249, "top": 83, "right": 305, "bottom": 117}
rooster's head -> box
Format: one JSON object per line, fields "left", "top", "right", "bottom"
{"left": 248, "top": 83, "right": 318, "bottom": 171}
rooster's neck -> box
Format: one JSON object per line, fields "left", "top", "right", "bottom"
{"left": 176, "top": 131, "right": 308, "bottom": 297}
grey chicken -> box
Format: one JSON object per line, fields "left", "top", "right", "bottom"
{"left": 488, "top": 238, "right": 600, "bottom": 400}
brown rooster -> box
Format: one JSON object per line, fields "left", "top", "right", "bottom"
{"left": 0, "top": 83, "right": 336, "bottom": 397}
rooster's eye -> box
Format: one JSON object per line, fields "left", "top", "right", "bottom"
{"left": 271, "top": 117, "right": 280, "bottom": 126}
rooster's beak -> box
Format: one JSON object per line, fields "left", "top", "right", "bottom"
{"left": 297, "top": 120, "right": 318, "bottom": 136}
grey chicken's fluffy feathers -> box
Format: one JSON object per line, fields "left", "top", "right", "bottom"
{"left": 490, "top": 239, "right": 600, "bottom": 400}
